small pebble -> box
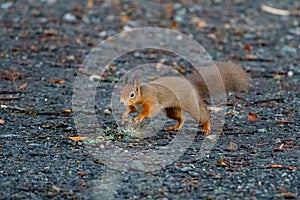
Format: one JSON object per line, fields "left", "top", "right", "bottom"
{"left": 281, "top": 46, "right": 297, "bottom": 54}
{"left": 99, "top": 31, "right": 107, "bottom": 37}
{"left": 287, "top": 71, "right": 294, "bottom": 77}
{"left": 104, "top": 109, "right": 111, "bottom": 115}
{"left": 63, "top": 13, "right": 77, "bottom": 22}
{"left": 176, "top": 34, "right": 183, "bottom": 40}
{"left": 1, "top": 2, "right": 13, "bottom": 9}
{"left": 89, "top": 74, "right": 101, "bottom": 81}
{"left": 228, "top": 141, "right": 238, "bottom": 151}
{"left": 131, "top": 160, "right": 146, "bottom": 171}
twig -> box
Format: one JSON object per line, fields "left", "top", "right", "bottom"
{"left": 0, "top": 97, "right": 21, "bottom": 101}
{"left": 248, "top": 98, "right": 284, "bottom": 105}
{"left": 261, "top": 4, "right": 296, "bottom": 16}
{"left": 0, "top": 90, "right": 28, "bottom": 95}
{"left": 231, "top": 55, "right": 274, "bottom": 62}
{"left": 1, "top": 105, "right": 71, "bottom": 116}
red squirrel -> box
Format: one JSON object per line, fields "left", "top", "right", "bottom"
{"left": 120, "top": 62, "right": 251, "bottom": 133}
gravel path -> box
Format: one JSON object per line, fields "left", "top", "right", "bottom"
{"left": 0, "top": 0, "right": 299, "bottom": 199}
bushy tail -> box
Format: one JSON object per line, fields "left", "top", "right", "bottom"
{"left": 189, "top": 62, "right": 251, "bottom": 99}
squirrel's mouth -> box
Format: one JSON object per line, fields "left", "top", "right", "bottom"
{"left": 120, "top": 98, "right": 130, "bottom": 105}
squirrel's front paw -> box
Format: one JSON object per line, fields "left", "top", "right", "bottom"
{"left": 134, "top": 116, "right": 144, "bottom": 124}
{"left": 122, "top": 111, "right": 130, "bottom": 122}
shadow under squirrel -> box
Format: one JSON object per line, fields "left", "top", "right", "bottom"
{"left": 120, "top": 62, "right": 251, "bottom": 133}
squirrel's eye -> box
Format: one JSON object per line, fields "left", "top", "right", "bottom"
{"left": 130, "top": 92, "right": 135, "bottom": 98}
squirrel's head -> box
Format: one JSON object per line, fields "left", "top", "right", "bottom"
{"left": 120, "top": 77, "right": 142, "bottom": 105}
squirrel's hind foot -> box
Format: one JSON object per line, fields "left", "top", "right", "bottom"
{"left": 166, "top": 126, "right": 180, "bottom": 131}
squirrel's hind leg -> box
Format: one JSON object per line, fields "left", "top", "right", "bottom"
{"left": 187, "top": 98, "right": 211, "bottom": 134}
{"left": 164, "top": 107, "right": 186, "bottom": 131}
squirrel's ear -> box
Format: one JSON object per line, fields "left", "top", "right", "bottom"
{"left": 133, "top": 78, "right": 141, "bottom": 91}
{"left": 124, "top": 74, "right": 129, "bottom": 84}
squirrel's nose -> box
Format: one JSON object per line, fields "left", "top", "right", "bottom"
{"left": 120, "top": 97, "right": 125, "bottom": 105}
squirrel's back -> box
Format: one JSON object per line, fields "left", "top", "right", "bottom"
{"left": 147, "top": 76, "right": 200, "bottom": 110}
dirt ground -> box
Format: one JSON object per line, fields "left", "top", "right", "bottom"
{"left": 0, "top": 0, "right": 299, "bottom": 199}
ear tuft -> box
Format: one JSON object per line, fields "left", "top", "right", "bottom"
{"left": 124, "top": 73, "right": 129, "bottom": 84}
{"left": 133, "top": 78, "right": 141, "bottom": 92}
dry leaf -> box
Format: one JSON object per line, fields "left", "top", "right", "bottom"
{"left": 277, "top": 119, "right": 289, "bottom": 124}
{"left": 207, "top": 106, "right": 224, "bottom": 112}
{"left": 107, "top": 36, "right": 115, "bottom": 42}
{"left": 243, "top": 44, "right": 252, "bottom": 51}
{"left": 156, "top": 61, "right": 164, "bottom": 71}
{"left": 264, "top": 164, "right": 283, "bottom": 169}
{"left": 245, "top": 54, "right": 258, "bottom": 59}
{"left": 286, "top": 166, "right": 297, "bottom": 171}
{"left": 0, "top": 119, "right": 5, "bottom": 125}
{"left": 280, "top": 192, "right": 297, "bottom": 199}
{"left": 30, "top": 45, "right": 39, "bottom": 52}
{"left": 228, "top": 142, "right": 238, "bottom": 151}
{"left": 261, "top": 4, "right": 291, "bottom": 16}
{"left": 197, "top": 20, "right": 208, "bottom": 29}
{"left": 248, "top": 112, "right": 259, "bottom": 122}
{"left": 112, "top": 0, "right": 121, "bottom": 9}
{"left": 69, "top": 136, "right": 88, "bottom": 141}
{"left": 216, "top": 158, "right": 230, "bottom": 167}
{"left": 103, "top": 109, "right": 111, "bottom": 115}
{"left": 172, "top": 21, "right": 179, "bottom": 29}
{"left": 75, "top": 38, "right": 82, "bottom": 44}
{"left": 1, "top": 105, "right": 8, "bottom": 109}
{"left": 87, "top": 0, "right": 94, "bottom": 8}
{"left": 43, "top": 29, "right": 58, "bottom": 36}
{"left": 0, "top": 69, "right": 24, "bottom": 83}
{"left": 109, "top": 65, "right": 117, "bottom": 72}
{"left": 165, "top": 3, "right": 174, "bottom": 18}
{"left": 66, "top": 55, "right": 75, "bottom": 61}
{"left": 63, "top": 109, "right": 72, "bottom": 113}
{"left": 19, "top": 82, "right": 28, "bottom": 90}
{"left": 121, "top": 16, "right": 131, "bottom": 24}
{"left": 50, "top": 79, "right": 64, "bottom": 84}
{"left": 77, "top": 171, "right": 88, "bottom": 176}
{"left": 273, "top": 143, "right": 284, "bottom": 152}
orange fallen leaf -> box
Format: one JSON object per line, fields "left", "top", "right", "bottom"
{"left": 63, "top": 109, "right": 72, "bottom": 113}
{"left": 243, "top": 44, "right": 252, "bottom": 51}
{"left": 75, "top": 38, "right": 82, "bottom": 44}
{"left": 30, "top": 45, "right": 39, "bottom": 52}
{"left": 165, "top": 3, "right": 174, "bottom": 18}
{"left": 69, "top": 136, "right": 88, "bottom": 141}
{"left": 43, "top": 29, "right": 58, "bottom": 36}
{"left": 245, "top": 54, "right": 258, "bottom": 59}
{"left": 0, "top": 119, "right": 5, "bottom": 125}
{"left": 197, "top": 20, "right": 208, "bottom": 29}
{"left": 171, "top": 21, "right": 179, "bottom": 29}
{"left": 216, "top": 158, "right": 230, "bottom": 167}
{"left": 248, "top": 112, "right": 259, "bottom": 122}
{"left": 107, "top": 36, "right": 115, "bottom": 42}
{"left": 264, "top": 164, "right": 283, "bottom": 169}
{"left": 286, "top": 166, "right": 297, "bottom": 171}
{"left": 19, "top": 82, "right": 28, "bottom": 90}
{"left": 50, "top": 79, "right": 64, "bottom": 84}
{"left": 77, "top": 171, "right": 88, "bottom": 176}
{"left": 120, "top": 16, "right": 131, "bottom": 24}
{"left": 277, "top": 119, "right": 289, "bottom": 124}
{"left": 87, "top": 0, "right": 94, "bottom": 8}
